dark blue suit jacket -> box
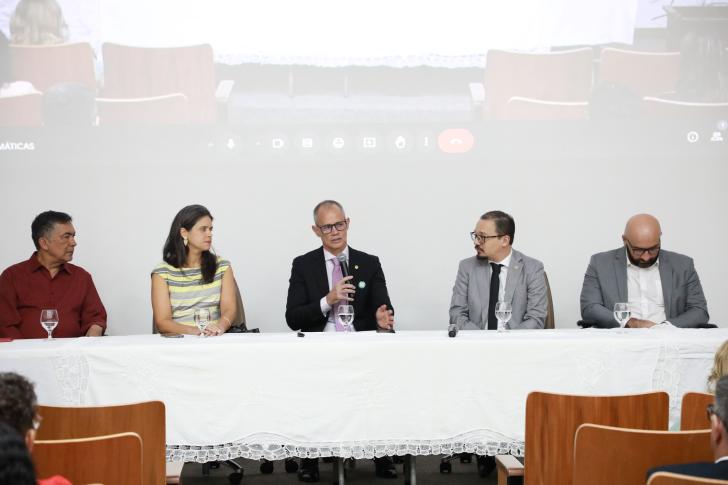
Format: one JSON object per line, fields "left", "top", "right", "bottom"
{"left": 648, "top": 460, "right": 728, "bottom": 480}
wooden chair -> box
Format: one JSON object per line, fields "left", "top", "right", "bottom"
{"left": 643, "top": 97, "right": 728, "bottom": 120}
{"left": 9, "top": 43, "right": 96, "bottom": 92}
{"left": 483, "top": 48, "right": 594, "bottom": 120}
{"left": 96, "top": 94, "right": 190, "bottom": 125}
{"left": 36, "top": 401, "right": 165, "bottom": 485}
{"left": 0, "top": 93, "right": 43, "bottom": 126}
{"left": 598, "top": 48, "right": 681, "bottom": 97}
{"left": 648, "top": 471, "right": 728, "bottom": 484}
{"left": 681, "top": 392, "right": 714, "bottom": 430}
{"left": 503, "top": 97, "right": 589, "bottom": 121}
{"left": 495, "top": 391, "right": 669, "bottom": 485}
{"left": 573, "top": 424, "right": 712, "bottom": 485}
{"left": 102, "top": 43, "right": 230, "bottom": 124}
{"left": 33, "top": 432, "right": 143, "bottom": 485}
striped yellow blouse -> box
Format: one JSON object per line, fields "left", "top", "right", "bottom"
{"left": 152, "top": 258, "right": 230, "bottom": 326}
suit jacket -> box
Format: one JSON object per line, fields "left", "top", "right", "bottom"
{"left": 285, "top": 246, "right": 393, "bottom": 332}
{"left": 647, "top": 460, "right": 728, "bottom": 480}
{"left": 580, "top": 248, "right": 709, "bottom": 328}
{"left": 449, "top": 249, "right": 548, "bottom": 330}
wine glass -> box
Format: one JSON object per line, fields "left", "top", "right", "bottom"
{"left": 613, "top": 303, "right": 631, "bottom": 328}
{"left": 40, "top": 309, "right": 59, "bottom": 340}
{"left": 336, "top": 304, "right": 355, "bottom": 332}
{"left": 495, "top": 301, "right": 512, "bottom": 332}
{"left": 194, "top": 308, "right": 210, "bottom": 337}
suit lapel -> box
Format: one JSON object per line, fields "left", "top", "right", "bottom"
{"left": 658, "top": 252, "right": 673, "bottom": 319}
{"left": 477, "top": 259, "right": 489, "bottom": 328}
{"left": 614, "top": 249, "right": 628, "bottom": 303}
{"left": 504, "top": 250, "right": 522, "bottom": 304}
{"left": 314, "top": 247, "right": 329, "bottom": 296}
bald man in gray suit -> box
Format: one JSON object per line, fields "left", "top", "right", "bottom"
{"left": 449, "top": 211, "right": 548, "bottom": 331}
{"left": 580, "top": 214, "right": 709, "bottom": 328}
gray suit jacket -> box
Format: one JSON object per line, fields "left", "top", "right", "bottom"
{"left": 449, "top": 249, "right": 548, "bottom": 330}
{"left": 580, "top": 248, "right": 709, "bottom": 328}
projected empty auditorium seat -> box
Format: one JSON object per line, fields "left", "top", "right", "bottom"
{"left": 482, "top": 47, "right": 594, "bottom": 120}
{"left": 643, "top": 97, "right": 728, "bottom": 120}
{"left": 598, "top": 48, "right": 681, "bottom": 97}
{"left": 102, "top": 43, "right": 232, "bottom": 124}
{"left": 504, "top": 97, "right": 589, "bottom": 120}
{"left": 9, "top": 43, "right": 96, "bottom": 92}
{"left": 96, "top": 94, "right": 190, "bottom": 125}
{"left": 0, "top": 92, "right": 43, "bottom": 126}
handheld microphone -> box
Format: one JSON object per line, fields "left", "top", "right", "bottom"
{"left": 337, "top": 253, "right": 350, "bottom": 278}
{"left": 448, "top": 323, "right": 459, "bottom": 338}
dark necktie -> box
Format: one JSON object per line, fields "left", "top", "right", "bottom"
{"left": 487, "top": 263, "right": 502, "bottom": 330}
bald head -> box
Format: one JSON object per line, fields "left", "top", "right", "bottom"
{"left": 624, "top": 214, "right": 662, "bottom": 246}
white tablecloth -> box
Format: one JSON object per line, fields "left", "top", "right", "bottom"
{"left": 0, "top": 0, "right": 639, "bottom": 67}
{"left": 0, "top": 329, "right": 721, "bottom": 462}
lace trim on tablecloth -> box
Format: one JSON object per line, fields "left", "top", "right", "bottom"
{"left": 166, "top": 431, "right": 523, "bottom": 462}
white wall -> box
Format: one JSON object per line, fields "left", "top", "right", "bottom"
{"left": 1, "top": 142, "right": 725, "bottom": 335}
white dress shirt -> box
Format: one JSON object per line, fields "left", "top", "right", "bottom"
{"left": 319, "top": 246, "right": 350, "bottom": 332}
{"left": 626, "top": 250, "right": 667, "bottom": 324}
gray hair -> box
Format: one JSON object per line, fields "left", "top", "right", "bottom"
{"left": 716, "top": 375, "right": 728, "bottom": 422}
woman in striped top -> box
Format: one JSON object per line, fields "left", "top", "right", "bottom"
{"left": 151, "top": 205, "right": 237, "bottom": 336}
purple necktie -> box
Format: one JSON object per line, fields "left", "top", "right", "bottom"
{"left": 331, "top": 258, "right": 347, "bottom": 331}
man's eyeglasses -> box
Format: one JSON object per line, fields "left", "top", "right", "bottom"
{"left": 625, "top": 239, "right": 660, "bottom": 257}
{"left": 707, "top": 403, "right": 722, "bottom": 423}
{"left": 470, "top": 232, "right": 502, "bottom": 244}
{"left": 318, "top": 220, "right": 348, "bottom": 234}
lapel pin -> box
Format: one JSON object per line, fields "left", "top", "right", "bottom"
{"left": 354, "top": 265, "right": 359, "bottom": 270}
{"left": 358, "top": 281, "right": 366, "bottom": 289}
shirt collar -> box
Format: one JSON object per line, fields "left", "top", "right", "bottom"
{"left": 490, "top": 249, "right": 513, "bottom": 268}
{"left": 716, "top": 455, "right": 728, "bottom": 464}
{"left": 28, "top": 252, "right": 72, "bottom": 275}
{"left": 625, "top": 249, "right": 659, "bottom": 269}
{"left": 324, "top": 246, "right": 349, "bottom": 264}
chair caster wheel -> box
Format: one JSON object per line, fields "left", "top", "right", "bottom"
{"left": 260, "top": 460, "right": 274, "bottom": 474}
{"left": 284, "top": 458, "right": 299, "bottom": 473}
{"left": 440, "top": 462, "right": 452, "bottom": 474}
{"left": 228, "top": 471, "right": 243, "bottom": 484}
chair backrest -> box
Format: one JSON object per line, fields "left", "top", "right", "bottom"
{"left": 36, "top": 401, "right": 165, "bottom": 485}
{"left": 97, "top": 94, "right": 190, "bottom": 125}
{"left": 524, "top": 391, "right": 669, "bottom": 485}
{"left": 543, "top": 271, "right": 555, "bottom": 329}
{"left": 484, "top": 47, "right": 593, "bottom": 120}
{"left": 504, "top": 97, "right": 589, "bottom": 121}
{"left": 599, "top": 48, "right": 681, "bottom": 97}
{"left": 102, "top": 43, "right": 217, "bottom": 123}
{"left": 648, "top": 472, "right": 728, "bottom": 485}
{"left": 643, "top": 97, "right": 728, "bottom": 120}
{"left": 573, "top": 424, "right": 712, "bottom": 485}
{"left": 33, "top": 432, "right": 143, "bottom": 485}
{"left": 0, "top": 93, "right": 43, "bottom": 126}
{"left": 681, "top": 392, "right": 714, "bottom": 430}
{"left": 9, "top": 43, "right": 96, "bottom": 92}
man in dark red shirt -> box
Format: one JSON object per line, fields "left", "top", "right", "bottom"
{"left": 0, "top": 211, "right": 106, "bottom": 339}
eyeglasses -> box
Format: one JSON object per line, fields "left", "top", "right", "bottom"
{"left": 470, "top": 232, "right": 502, "bottom": 244}
{"left": 318, "top": 220, "right": 348, "bottom": 234}
{"left": 625, "top": 239, "right": 660, "bottom": 257}
{"left": 707, "top": 403, "right": 722, "bottom": 423}
{"left": 32, "top": 415, "right": 42, "bottom": 431}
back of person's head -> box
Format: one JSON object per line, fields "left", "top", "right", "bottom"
{"left": 9, "top": 0, "right": 68, "bottom": 45}
{"left": 716, "top": 376, "right": 728, "bottom": 422}
{"left": 709, "top": 340, "right": 728, "bottom": 392}
{"left": 31, "top": 210, "right": 72, "bottom": 250}
{"left": 0, "top": 372, "right": 37, "bottom": 445}
{"left": 42, "top": 82, "right": 96, "bottom": 127}
{"left": 0, "top": 422, "right": 36, "bottom": 485}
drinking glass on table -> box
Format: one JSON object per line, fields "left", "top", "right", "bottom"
{"left": 336, "top": 304, "right": 355, "bottom": 332}
{"left": 40, "top": 309, "right": 59, "bottom": 340}
{"left": 194, "top": 308, "right": 210, "bottom": 337}
{"left": 495, "top": 301, "right": 512, "bottom": 332}
{"left": 613, "top": 303, "right": 631, "bottom": 328}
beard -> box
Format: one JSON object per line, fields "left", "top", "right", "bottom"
{"left": 626, "top": 246, "right": 659, "bottom": 268}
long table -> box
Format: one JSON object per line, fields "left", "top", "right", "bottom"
{"left": 0, "top": 329, "right": 722, "bottom": 463}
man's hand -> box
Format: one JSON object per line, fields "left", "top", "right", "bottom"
{"left": 85, "top": 324, "right": 104, "bottom": 337}
{"left": 326, "top": 276, "right": 355, "bottom": 306}
{"left": 626, "top": 318, "right": 656, "bottom": 328}
{"left": 376, "top": 304, "right": 394, "bottom": 330}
